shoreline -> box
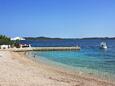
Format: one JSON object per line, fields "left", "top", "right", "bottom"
{"left": 29, "top": 52, "right": 114, "bottom": 80}
{"left": 26, "top": 51, "right": 115, "bottom": 82}
{"left": 0, "top": 50, "right": 115, "bottom": 86}
{"left": 20, "top": 51, "right": 115, "bottom": 85}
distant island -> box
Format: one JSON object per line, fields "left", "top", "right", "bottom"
{"left": 24, "top": 36, "right": 115, "bottom": 40}
{"left": 24, "top": 37, "right": 64, "bottom": 40}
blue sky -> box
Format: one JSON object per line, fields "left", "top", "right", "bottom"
{"left": 0, "top": 0, "right": 115, "bottom": 38}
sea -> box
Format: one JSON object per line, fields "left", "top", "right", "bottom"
{"left": 20, "top": 39, "right": 115, "bottom": 80}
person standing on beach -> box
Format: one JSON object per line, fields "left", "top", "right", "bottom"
{"left": 34, "top": 54, "right": 36, "bottom": 58}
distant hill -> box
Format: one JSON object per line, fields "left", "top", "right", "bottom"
{"left": 24, "top": 37, "right": 115, "bottom": 40}
{"left": 24, "top": 37, "right": 64, "bottom": 40}
{"left": 81, "top": 37, "right": 115, "bottom": 40}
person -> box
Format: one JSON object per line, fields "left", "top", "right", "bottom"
{"left": 34, "top": 54, "right": 36, "bottom": 58}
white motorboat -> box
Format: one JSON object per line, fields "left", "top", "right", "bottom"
{"left": 100, "top": 42, "right": 107, "bottom": 49}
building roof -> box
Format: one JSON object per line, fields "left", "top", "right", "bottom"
{"left": 11, "top": 37, "right": 25, "bottom": 40}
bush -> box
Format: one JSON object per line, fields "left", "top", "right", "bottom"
{"left": 0, "top": 35, "right": 14, "bottom": 45}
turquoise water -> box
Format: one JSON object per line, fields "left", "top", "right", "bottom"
{"left": 25, "top": 39, "right": 115, "bottom": 80}
{"left": 30, "top": 48, "right": 115, "bottom": 80}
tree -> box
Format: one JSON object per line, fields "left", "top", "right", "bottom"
{"left": 0, "top": 35, "right": 13, "bottom": 45}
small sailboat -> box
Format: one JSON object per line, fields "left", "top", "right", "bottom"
{"left": 100, "top": 42, "right": 107, "bottom": 49}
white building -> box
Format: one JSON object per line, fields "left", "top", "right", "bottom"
{"left": 0, "top": 45, "right": 11, "bottom": 49}
{"left": 11, "top": 37, "right": 25, "bottom": 41}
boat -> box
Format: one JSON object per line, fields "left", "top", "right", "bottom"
{"left": 100, "top": 42, "right": 107, "bottom": 49}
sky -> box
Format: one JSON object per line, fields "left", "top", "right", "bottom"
{"left": 0, "top": 0, "right": 115, "bottom": 38}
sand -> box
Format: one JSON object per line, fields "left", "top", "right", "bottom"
{"left": 0, "top": 51, "right": 115, "bottom": 86}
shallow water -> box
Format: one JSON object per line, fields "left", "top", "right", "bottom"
{"left": 23, "top": 39, "right": 115, "bottom": 80}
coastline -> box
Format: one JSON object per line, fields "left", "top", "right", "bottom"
{"left": 0, "top": 50, "right": 115, "bottom": 86}
{"left": 27, "top": 51, "right": 115, "bottom": 81}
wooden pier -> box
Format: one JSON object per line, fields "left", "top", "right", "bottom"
{"left": 11, "top": 46, "right": 80, "bottom": 52}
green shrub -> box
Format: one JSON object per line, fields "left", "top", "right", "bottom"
{"left": 0, "top": 35, "right": 14, "bottom": 45}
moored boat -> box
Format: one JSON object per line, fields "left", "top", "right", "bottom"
{"left": 100, "top": 42, "right": 107, "bottom": 49}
